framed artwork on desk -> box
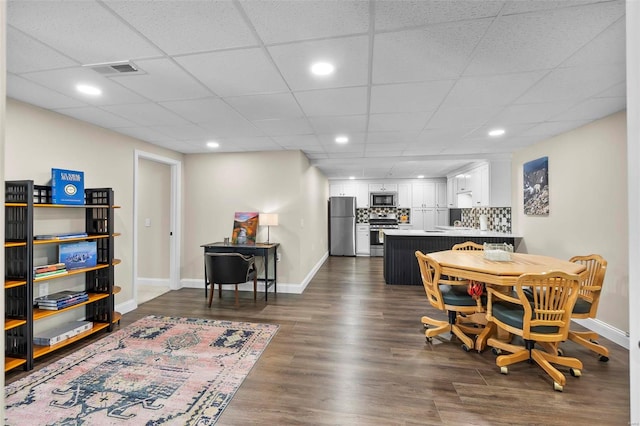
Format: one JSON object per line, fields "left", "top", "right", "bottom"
{"left": 232, "top": 212, "right": 259, "bottom": 245}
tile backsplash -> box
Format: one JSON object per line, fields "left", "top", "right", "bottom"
{"left": 460, "top": 207, "right": 512, "bottom": 233}
{"left": 357, "top": 207, "right": 411, "bottom": 223}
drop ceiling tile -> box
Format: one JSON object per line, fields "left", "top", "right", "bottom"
{"left": 489, "top": 101, "right": 578, "bottom": 125}
{"left": 101, "top": 103, "right": 189, "bottom": 126}
{"left": 441, "top": 71, "right": 547, "bottom": 109}
{"left": 112, "top": 58, "right": 210, "bottom": 102}
{"left": 368, "top": 112, "right": 431, "bottom": 132}
{"left": 175, "top": 48, "right": 288, "bottom": 97}
{"left": 317, "top": 133, "right": 366, "bottom": 145}
{"left": 501, "top": 0, "right": 607, "bottom": 16}
{"left": 595, "top": 82, "right": 626, "bottom": 98}
{"left": 252, "top": 118, "right": 314, "bottom": 136}
{"left": 551, "top": 97, "right": 625, "bottom": 121}
{"left": 370, "top": 81, "right": 455, "bottom": 113}
{"left": 104, "top": 0, "right": 257, "bottom": 55}
{"left": 464, "top": 1, "right": 624, "bottom": 75}
{"left": 198, "top": 119, "right": 265, "bottom": 138}
{"left": 7, "top": 0, "right": 161, "bottom": 64}
{"left": 365, "top": 142, "right": 409, "bottom": 153}
{"left": 53, "top": 106, "right": 138, "bottom": 129}
{"left": 561, "top": 17, "right": 625, "bottom": 68}
{"left": 161, "top": 98, "right": 245, "bottom": 124}
{"left": 225, "top": 93, "right": 304, "bottom": 121}
{"left": 417, "top": 127, "right": 478, "bottom": 143}
{"left": 295, "top": 87, "right": 368, "bottom": 116}
{"left": 21, "top": 67, "right": 148, "bottom": 105}
{"left": 268, "top": 36, "right": 369, "bottom": 91}
{"left": 7, "top": 27, "right": 78, "bottom": 73}
{"left": 463, "top": 123, "right": 537, "bottom": 140}
{"left": 240, "top": 0, "right": 369, "bottom": 44}
{"left": 114, "top": 126, "right": 176, "bottom": 143}
{"left": 374, "top": 0, "right": 503, "bottom": 31}
{"left": 373, "top": 19, "right": 491, "bottom": 84}
{"left": 516, "top": 63, "right": 625, "bottom": 104}
{"left": 6, "top": 74, "right": 87, "bottom": 109}
{"left": 425, "top": 105, "right": 501, "bottom": 129}
{"left": 308, "top": 115, "right": 368, "bottom": 134}
{"left": 366, "top": 132, "right": 420, "bottom": 144}
{"left": 518, "top": 120, "right": 592, "bottom": 138}
{"left": 214, "top": 137, "right": 282, "bottom": 151}
{"left": 153, "top": 124, "right": 213, "bottom": 141}
{"left": 322, "top": 141, "right": 366, "bottom": 154}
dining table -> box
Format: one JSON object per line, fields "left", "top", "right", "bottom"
{"left": 426, "top": 250, "right": 587, "bottom": 351}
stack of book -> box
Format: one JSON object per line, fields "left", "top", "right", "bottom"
{"left": 35, "top": 232, "right": 89, "bottom": 240}
{"left": 35, "top": 290, "right": 88, "bottom": 310}
{"left": 33, "top": 262, "right": 67, "bottom": 279}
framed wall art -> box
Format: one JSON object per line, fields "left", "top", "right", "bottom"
{"left": 523, "top": 156, "right": 549, "bottom": 216}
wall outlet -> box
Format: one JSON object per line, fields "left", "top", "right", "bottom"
{"left": 39, "top": 283, "right": 49, "bottom": 297}
{"left": 145, "top": 218, "right": 151, "bottom": 227}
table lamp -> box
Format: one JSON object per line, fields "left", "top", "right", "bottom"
{"left": 259, "top": 213, "right": 278, "bottom": 244}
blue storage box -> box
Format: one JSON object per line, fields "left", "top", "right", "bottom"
{"left": 59, "top": 241, "right": 97, "bottom": 270}
{"left": 51, "top": 168, "right": 84, "bottom": 205}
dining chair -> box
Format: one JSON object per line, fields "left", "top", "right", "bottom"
{"left": 204, "top": 253, "right": 257, "bottom": 307}
{"left": 415, "top": 251, "right": 485, "bottom": 352}
{"left": 452, "top": 241, "right": 484, "bottom": 251}
{"left": 486, "top": 270, "right": 582, "bottom": 391}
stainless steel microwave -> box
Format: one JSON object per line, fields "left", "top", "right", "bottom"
{"left": 370, "top": 192, "right": 397, "bottom": 208}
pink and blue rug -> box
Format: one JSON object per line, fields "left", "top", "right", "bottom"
{"left": 5, "top": 315, "right": 279, "bottom": 425}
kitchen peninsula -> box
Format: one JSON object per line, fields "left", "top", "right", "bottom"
{"left": 383, "top": 228, "right": 521, "bottom": 285}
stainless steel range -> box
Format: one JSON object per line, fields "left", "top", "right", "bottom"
{"left": 368, "top": 213, "right": 399, "bottom": 257}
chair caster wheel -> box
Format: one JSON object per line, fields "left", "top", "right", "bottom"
{"left": 553, "top": 382, "right": 564, "bottom": 392}
{"left": 500, "top": 366, "right": 508, "bottom": 375}
{"left": 492, "top": 347, "right": 502, "bottom": 356}
{"left": 423, "top": 323, "right": 429, "bottom": 329}
{"left": 425, "top": 336, "right": 433, "bottom": 343}
{"left": 570, "top": 368, "right": 581, "bottom": 377}
{"left": 461, "top": 344, "right": 471, "bottom": 352}
{"left": 599, "top": 355, "right": 609, "bottom": 362}
{"left": 557, "top": 348, "right": 564, "bottom": 356}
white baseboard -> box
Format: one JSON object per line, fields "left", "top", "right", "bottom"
{"left": 116, "top": 298, "right": 138, "bottom": 316}
{"left": 572, "top": 317, "right": 629, "bottom": 350}
{"left": 180, "top": 251, "right": 329, "bottom": 295}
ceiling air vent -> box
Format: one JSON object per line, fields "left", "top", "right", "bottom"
{"left": 84, "top": 61, "right": 140, "bottom": 75}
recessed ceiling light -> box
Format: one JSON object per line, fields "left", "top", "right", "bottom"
{"left": 417, "top": 175, "right": 425, "bottom": 179}
{"left": 335, "top": 135, "right": 349, "bottom": 144}
{"left": 488, "top": 128, "right": 506, "bottom": 137}
{"left": 311, "top": 62, "right": 335, "bottom": 76}
{"left": 75, "top": 84, "right": 101, "bottom": 96}
{"left": 206, "top": 141, "right": 219, "bottom": 149}
{"left": 349, "top": 176, "right": 355, "bottom": 180}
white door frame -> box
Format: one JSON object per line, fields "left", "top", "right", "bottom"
{"left": 133, "top": 150, "right": 182, "bottom": 300}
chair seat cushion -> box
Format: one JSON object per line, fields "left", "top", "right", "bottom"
{"left": 492, "top": 302, "right": 559, "bottom": 334}
{"left": 439, "top": 285, "right": 478, "bottom": 307}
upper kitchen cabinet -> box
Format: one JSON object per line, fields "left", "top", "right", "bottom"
{"left": 411, "top": 182, "right": 436, "bottom": 208}
{"left": 397, "top": 184, "right": 411, "bottom": 208}
{"left": 368, "top": 183, "right": 397, "bottom": 192}
{"left": 355, "top": 183, "right": 369, "bottom": 208}
{"left": 330, "top": 181, "right": 356, "bottom": 197}
{"left": 435, "top": 182, "right": 447, "bottom": 208}
{"left": 447, "top": 177, "right": 456, "bottom": 208}
{"left": 449, "top": 160, "right": 511, "bottom": 207}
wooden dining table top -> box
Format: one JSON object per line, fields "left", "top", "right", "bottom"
{"left": 427, "top": 250, "right": 587, "bottom": 285}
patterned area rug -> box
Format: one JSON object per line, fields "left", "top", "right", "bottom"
{"left": 5, "top": 315, "right": 279, "bottom": 425}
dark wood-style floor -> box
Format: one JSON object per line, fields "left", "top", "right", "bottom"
{"left": 7, "top": 257, "right": 630, "bottom": 425}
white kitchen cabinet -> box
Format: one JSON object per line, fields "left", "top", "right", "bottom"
{"left": 411, "top": 208, "right": 435, "bottom": 231}
{"left": 436, "top": 208, "right": 449, "bottom": 226}
{"left": 356, "top": 225, "right": 370, "bottom": 256}
{"left": 398, "top": 224, "right": 412, "bottom": 231}
{"left": 411, "top": 182, "right": 435, "bottom": 208}
{"left": 449, "top": 160, "right": 511, "bottom": 207}
{"left": 447, "top": 177, "right": 456, "bottom": 208}
{"left": 455, "top": 173, "right": 472, "bottom": 193}
{"left": 355, "top": 183, "right": 369, "bottom": 208}
{"left": 330, "top": 182, "right": 356, "bottom": 197}
{"left": 397, "top": 183, "right": 411, "bottom": 208}
{"left": 368, "top": 183, "right": 398, "bottom": 192}
{"left": 435, "top": 182, "right": 447, "bottom": 208}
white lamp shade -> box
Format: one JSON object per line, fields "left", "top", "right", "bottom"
{"left": 259, "top": 213, "right": 279, "bottom": 226}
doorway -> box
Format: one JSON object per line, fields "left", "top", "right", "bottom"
{"left": 133, "top": 150, "right": 181, "bottom": 305}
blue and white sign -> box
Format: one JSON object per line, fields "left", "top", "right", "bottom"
{"left": 51, "top": 168, "right": 84, "bottom": 205}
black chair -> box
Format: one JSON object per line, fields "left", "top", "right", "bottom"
{"left": 204, "top": 253, "right": 257, "bottom": 307}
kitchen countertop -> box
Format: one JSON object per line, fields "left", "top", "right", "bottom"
{"left": 383, "top": 229, "right": 521, "bottom": 238}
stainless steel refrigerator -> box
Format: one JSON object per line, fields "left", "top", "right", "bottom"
{"left": 329, "top": 196, "right": 356, "bottom": 256}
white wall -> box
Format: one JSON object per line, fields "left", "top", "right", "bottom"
{"left": 1, "top": 0, "right": 7, "bottom": 409}
{"left": 4, "top": 99, "right": 184, "bottom": 305}
{"left": 182, "top": 150, "right": 328, "bottom": 290}
{"left": 512, "top": 111, "right": 628, "bottom": 334}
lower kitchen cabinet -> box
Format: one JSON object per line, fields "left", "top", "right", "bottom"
{"left": 356, "top": 225, "right": 370, "bottom": 256}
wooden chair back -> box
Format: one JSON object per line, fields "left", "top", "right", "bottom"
{"left": 452, "top": 241, "right": 484, "bottom": 251}
{"left": 515, "top": 271, "right": 580, "bottom": 342}
{"left": 569, "top": 254, "right": 607, "bottom": 317}
{"left": 415, "top": 251, "right": 445, "bottom": 311}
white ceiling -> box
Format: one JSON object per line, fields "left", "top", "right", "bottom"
{"left": 6, "top": 0, "right": 626, "bottom": 179}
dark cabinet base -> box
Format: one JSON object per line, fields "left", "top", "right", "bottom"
{"left": 383, "top": 234, "right": 518, "bottom": 285}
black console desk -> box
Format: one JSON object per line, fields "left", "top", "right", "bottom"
{"left": 201, "top": 242, "right": 280, "bottom": 300}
